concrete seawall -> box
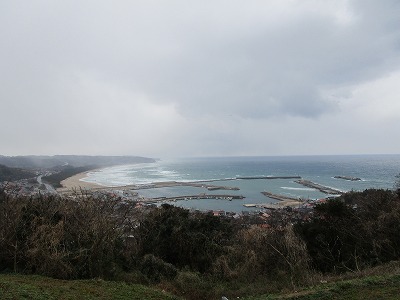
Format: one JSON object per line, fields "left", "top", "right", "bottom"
{"left": 261, "top": 191, "right": 302, "bottom": 202}
{"left": 236, "top": 176, "right": 301, "bottom": 180}
{"left": 334, "top": 176, "right": 361, "bottom": 181}
{"left": 295, "top": 179, "right": 342, "bottom": 195}
{"left": 148, "top": 194, "right": 245, "bottom": 202}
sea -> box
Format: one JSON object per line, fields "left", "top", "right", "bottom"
{"left": 81, "top": 155, "right": 400, "bottom": 213}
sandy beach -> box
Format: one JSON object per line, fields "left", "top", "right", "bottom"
{"left": 58, "top": 170, "right": 108, "bottom": 192}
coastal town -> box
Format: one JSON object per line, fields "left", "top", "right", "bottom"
{"left": 0, "top": 154, "right": 355, "bottom": 229}
{"left": 1, "top": 155, "right": 399, "bottom": 300}
{"left": 0, "top": 167, "right": 343, "bottom": 229}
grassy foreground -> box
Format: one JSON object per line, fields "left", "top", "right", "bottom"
{"left": 0, "top": 274, "right": 180, "bottom": 300}
{"left": 2, "top": 273, "right": 400, "bottom": 300}
{"left": 245, "top": 274, "right": 400, "bottom": 300}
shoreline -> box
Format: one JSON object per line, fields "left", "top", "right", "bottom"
{"left": 58, "top": 169, "right": 108, "bottom": 192}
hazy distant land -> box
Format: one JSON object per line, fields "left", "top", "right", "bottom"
{"left": 0, "top": 155, "right": 156, "bottom": 169}
{"left": 0, "top": 155, "right": 156, "bottom": 190}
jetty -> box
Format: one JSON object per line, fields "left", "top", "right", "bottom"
{"left": 295, "top": 179, "right": 342, "bottom": 195}
{"left": 334, "top": 176, "right": 361, "bottom": 181}
{"left": 242, "top": 191, "right": 305, "bottom": 209}
{"left": 244, "top": 203, "right": 280, "bottom": 209}
{"left": 133, "top": 181, "right": 241, "bottom": 191}
{"left": 236, "top": 176, "right": 301, "bottom": 180}
{"left": 180, "top": 182, "right": 240, "bottom": 191}
{"left": 244, "top": 201, "right": 302, "bottom": 209}
{"left": 148, "top": 194, "right": 245, "bottom": 202}
{"left": 60, "top": 175, "right": 303, "bottom": 194}
{"left": 261, "top": 191, "right": 302, "bottom": 202}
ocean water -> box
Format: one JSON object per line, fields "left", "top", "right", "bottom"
{"left": 82, "top": 155, "right": 400, "bottom": 213}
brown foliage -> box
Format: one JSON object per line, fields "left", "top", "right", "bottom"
{"left": 217, "top": 225, "right": 312, "bottom": 288}
{"left": 0, "top": 190, "right": 138, "bottom": 279}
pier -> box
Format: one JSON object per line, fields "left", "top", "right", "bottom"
{"left": 243, "top": 203, "right": 279, "bottom": 209}
{"left": 58, "top": 181, "right": 241, "bottom": 192}
{"left": 334, "top": 176, "right": 361, "bottom": 181}
{"left": 261, "top": 191, "right": 302, "bottom": 202}
{"left": 148, "top": 194, "right": 245, "bottom": 202}
{"left": 60, "top": 175, "right": 303, "bottom": 194}
{"left": 243, "top": 203, "right": 289, "bottom": 209}
{"left": 132, "top": 181, "right": 241, "bottom": 191}
{"left": 180, "top": 182, "right": 240, "bottom": 191}
{"left": 241, "top": 191, "right": 305, "bottom": 210}
{"left": 236, "top": 176, "right": 301, "bottom": 180}
{"left": 295, "top": 179, "right": 342, "bottom": 195}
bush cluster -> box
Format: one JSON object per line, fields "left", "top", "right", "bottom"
{"left": 1, "top": 187, "right": 400, "bottom": 298}
{"left": 296, "top": 189, "right": 400, "bottom": 273}
{"left": 0, "top": 189, "right": 137, "bottom": 279}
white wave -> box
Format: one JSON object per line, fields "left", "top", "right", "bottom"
{"left": 281, "top": 186, "right": 316, "bottom": 191}
{"left": 159, "top": 170, "right": 178, "bottom": 175}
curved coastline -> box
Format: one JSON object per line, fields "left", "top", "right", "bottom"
{"left": 58, "top": 169, "right": 108, "bottom": 191}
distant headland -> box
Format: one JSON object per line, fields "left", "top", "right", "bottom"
{"left": 0, "top": 155, "right": 156, "bottom": 169}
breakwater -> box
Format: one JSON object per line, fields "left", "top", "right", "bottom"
{"left": 261, "top": 191, "right": 302, "bottom": 202}
{"left": 236, "top": 176, "right": 301, "bottom": 180}
{"left": 181, "top": 182, "right": 240, "bottom": 191}
{"left": 243, "top": 203, "right": 298, "bottom": 209}
{"left": 147, "top": 194, "right": 245, "bottom": 203}
{"left": 295, "top": 179, "right": 342, "bottom": 195}
{"left": 334, "top": 176, "right": 361, "bottom": 181}
{"left": 242, "top": 191, "right": 304, "bottom": 210}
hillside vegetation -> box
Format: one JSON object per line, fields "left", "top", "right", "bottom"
{"left": 42, "top": 166, "right": 96, "bottom": 188}
{"left": 1, "top": 184, "right": 400, "bottom": 299}
{"left": 0, "top": 164, "right": 35, "bottom": 182}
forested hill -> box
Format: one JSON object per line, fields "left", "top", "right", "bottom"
{"left": 0, "top": 164, "right": 36, "bottom": 182}
{"left": 0, "top": 155, "right": 156, "bottom": 169}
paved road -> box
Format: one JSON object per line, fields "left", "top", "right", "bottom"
{"left": 37, "top": 175, "right": 56, "bottom": 193}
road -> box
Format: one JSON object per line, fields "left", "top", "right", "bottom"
{"left": 37, "top": 175, "right": 56, "bottom": 193}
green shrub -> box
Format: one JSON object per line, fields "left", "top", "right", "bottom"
{"left": 140, "top": 254, "right": 177, "bottom": 283}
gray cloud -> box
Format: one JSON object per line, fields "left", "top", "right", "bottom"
{"left": 1, "top": 0, "right": 400, "bottom": 156}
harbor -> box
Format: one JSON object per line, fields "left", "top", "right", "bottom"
{"left": 54, "top": 155, "right": 400, "bottom": 214}
{"left": 57, "top": 166, "right": 356, "bottom": 213}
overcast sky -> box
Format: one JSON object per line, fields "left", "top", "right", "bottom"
{"left": 1, "top": 0, "right": 400, "bottom": 158}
